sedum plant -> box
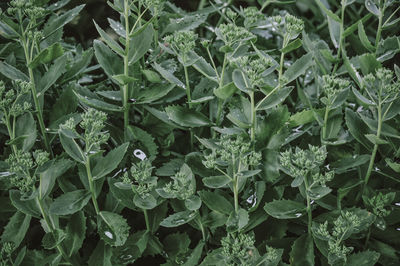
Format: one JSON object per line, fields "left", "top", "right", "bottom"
{"left": 0, "top": 0, "right": 399, "bottom": 265}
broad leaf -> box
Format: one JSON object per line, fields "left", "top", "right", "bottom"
{"left": 49, "top": 189, "right": 91, "bottom": 215}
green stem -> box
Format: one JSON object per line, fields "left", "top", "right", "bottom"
{"left": 233, "top": 179, "right": 239, "bottom": 214}
{"left": 184, "top": 66, "right": 192, "bottom": 108}
{"left": 4, "top": 114, "right": 17, "bottom": 154}
{"left": 333, "top": 3, "right": 346, "bottom": 74}
{"left": 364, "top": 227, "right": 372, "bottom": 249}
{"left": 36, "top": 197, "right": 72, "bottom": 264}
{"left": 363, "top": 103, "right": 382, "bottom": 194}
{"left": 278, "top": 51, "right": 285, "bottom": 83}
{"left": 86, "top": 158, "right": 100, "bottom": 215}
{"left": 123, "top": 0, "right": 131, "bottom": 140}
{"left": 322, "top": 106, "right": 330, "bottom": 140}
{"left": 303, "top": 176, "right": 312, "bottom": 234}
{"left": 374, "top": 3, "right": 385, "bottom": 53}
{"left": 21, "top": 38, "right": 52, "bottom": 156}
{"left": 143, "top": 209, "right": 150, "bottom": 231}
{"left": 196, "top": 212, "right": 206, "bottom": 241}
{"left": 250, "top": 91, "right": 256, "bottom": 142}
{"left": 215, "top": 54, "right": 227, "bottom": 128}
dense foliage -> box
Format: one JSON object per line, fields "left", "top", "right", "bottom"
{"left": 0, "top": 0, "right": 400, "bottom": 265}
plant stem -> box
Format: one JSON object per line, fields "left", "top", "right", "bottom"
{"left": 303, "top": 176, "right": 312, "bottom": 234}
{"left": 4, "top": 114, "right": 17, "bottom": 154}
{"left": 86, "top": 158, "right": 100, "bottom": 215}
{"left": 21, "top": 38, "right": 52, "bottom": 156}
{"left": 363, "top": 103, "right": 382, "bottom": 194}
{"left": 123, "top": 0, "right": 131, "bottom": 140}
{"left": 333, "top": 3, "right": 346, "bottom": 74}
{"left": 143, "top": 209, "right": 150, "bottom": 231}
{"left": 215, "top": 54, "right": 227, "bottom": 128}
{"left": 374, "top": 3, "right": 385, "bottom": 53}
{"left": 36, "top": 197, "right": 72, "bottom": 264}
{"left": 184, "top": 66, "right": 192, "bottom": 108}
{"left": 322, "top": 106, "right": 330, "bottom": 140}
{"left": 250, "top": 91, "right": 256, "bottom": 142}
{"left": 233, "top": 178, "right": 239, "bottom": 214}
{"left": 278, "top": 51, "right": 285, "bottom": 83}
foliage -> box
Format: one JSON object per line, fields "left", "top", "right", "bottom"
{"left": 0, "top": 0, "right": 399, "bottom": 265}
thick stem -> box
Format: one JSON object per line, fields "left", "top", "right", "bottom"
{"left": 278, "top": 52, "right": 285, "bottom": 83}
{"left": 122, "top": 0, "right": 131, "bottom": 140}
{"left": 4, "top": 114, "right": 17, "bottom": 154}
{"left": 86, "top": 158, "right": 100, "bottom": 214}
{"left": 143, "top": 209, "right": 150, "bottom": 231}
{"left": 233, "top": 179, "right": 239, "bottom": 214}
{"left": 184, "top": 66, "right": 192, "bottom": 108}
{"left": 36, "top": 197, "right": 72, "bottom": 264}
{"left": 250, "top": 91, "right": 256, "bottom": 142}
{"left": 215, "top": 54, "right": 227, "bottom": 128}
{"left": 322, "top": 106, "right": 330, "bottom": 140}
{"left": 363, "top": 104, "right": 382, "bottom": 193}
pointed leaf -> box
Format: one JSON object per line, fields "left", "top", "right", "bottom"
{"left": 49, "top": 190, "right": 91, "bottom": 215}
{"left": 92, "top": 143, "right": 129, "bottom": 180}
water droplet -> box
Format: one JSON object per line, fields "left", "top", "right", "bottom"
{"left": 394, "top": 202, "right": 400, "bottom": 206}
{"left": 105, "top": 231, "right": 113, "bottom": 239}
{"left": 295, "top": 213, "right": 302, "bottom": 217}
{"left": 129, "top": 98, "right": 136, "bottom": 103}
{"left": 374, "top": 167, "right": 380, "bottom": 172}
{"left": 133, "top": 149, "right": 147, "bottom": 160}
{"left": 396, "top": 228, "right": 400, "bottom": 231}
{"left": 310, "top": 200, "right": 315, "bottom": 205}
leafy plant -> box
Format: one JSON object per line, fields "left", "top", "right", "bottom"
{"left": 0, "top": 0, "right": 399, "bottom": 265}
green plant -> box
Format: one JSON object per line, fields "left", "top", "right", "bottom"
{"left": 0, "top": 0, "right": 400, "bottom": 265}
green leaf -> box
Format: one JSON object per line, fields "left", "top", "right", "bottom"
{"left": 93, "top": 40, "right": 123, "bottom": 77}
{"left": 290, "top": 234, "right": 314, "bottom": 266}
{"left": 365, "top": 0, "right": 380, "bottom": 16}
{"left": 232, "top": 69, "right": 251, "bottom": 93}
{"left": 88, "top": 241, "right": 112, "bottom": 266}
{"left": 42, "top": 229, "right": 66, "bottom": 249}
{"left": 365, "top": 134, "right": 389, "bottom": 145}
{"left": 133, "top": 194, "right": 157, "bottom": 209}
{"left": 29, "top": 43, "right": 64, "bottom": 69}
{"left": 59, "top": 133, "right": 86, "bottom": 163}
{"left": 345, "top": 108, "right": 373, "bottom": 150}
{"left": 0, "top": 20, "right": 19, "bottom": 39}
{"left": 203, "top": 175, "right": 231, "bottom": 188}
{"left": 15, "top": 112, "right": 37, "bottom": 152}
{"left": 49, "top": 190, "right": 91, "bottom": 215}
{"left": 160, "top": 210, "right": 197, "bottom": 227}
{"left": 192, "top": 55, "right": 218, "bottom": 81}
{"left": 9, "top": 190, "right": 40, "bottom": 218}
{"left": 183, "top": 241, "right": 205, "bottom": 266}
{"left": 214, "top": 82, "right": 237, "bottom": 99}
{"left": 227, "top": 108, "right": 251, "bottom": 128}
{"left": 314, "top": 0, "right": 341, "bottom": 22}
{"left": 38, "top": 54, "right": 68, "bottom": 96}
{"left": 43, "top": 5, "right": 85, "bottom": 38}
{"left": 129, "top": 23, "right": 154, "bottom": 64}
{"left": 257, "top": 86, "right": 293, "bottom": 110}
{"left": 93, "top": 20, "right": 124, "bottom": 56}
{"left": 386, "top": 158, "right": 400, "bottom": 173}
{"left": 112, "top": 231, "right": 150, "bottom": 264}
{"left": 226, "top": 208, "right": 249, "bottom": 231}
{"left": 142, "top": 69, "right": 162, "bottom": 83}
{"left": 184, "top": 195, "right": 202, "bottom": 211}
{"left": 136, "top": 84, "right": 175, "bottom": 104}
{"left": 1, "top": 211, "right": 31, "bottom": 248}
{"left": 199, "top": 190, "right": 234, "bottom": 215}
{"left": 283, "top": 53, "right": 313, "bottom": 84}
{"left": 98, "top": 211, "right": 130, "bottom": 247}
{"left": 152, "top": 63, "right": 185, "bottom": 88}
{"left": 0, "top": 61, "right": 29, "bottom": 81}
{"left": 264, "top": 199, "right": 306, "bottom": 219}
{"left": 165, "top": 105, "right": 211, "bottom": 127}
{"left": 352, "top": 87, "right": 375, "bottom": 106}
{"left": 39, "top": 159, "right": 74, "bottom": 199}
{"left": 163, "top": 12, "right": 209, "bottom": 33}
{"left": 327, "top": 16, "right": 341, "bottom": 49}
{"left": 345, "top": 250, "right": 380, "bottom": 266}
{"left": 63, "top": 48, "right": 94, "bottom": 82}
{"left": 358, "top": 53, "right": 382, "bottom": 75}
{"left": 64, "top": 211, "right": 86, "bottom": 257}
{"left": 92, "top": 143, "right": 129, "bottom": 180}
{"left": 281, "top": 38, "right": 302, "bottom": 53}
{"left": 358, "top": 22, "right": 375, "bottom": 52}
{"left": 73, "top": 86, "right": 122, "bottom": 112}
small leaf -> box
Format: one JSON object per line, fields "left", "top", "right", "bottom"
{"left": 165, "top": 105, "right": 211, "bottom": 127}
{"left": 0, "top": 61, "right": 29, "bottom": 81}
{"left": 93, "top": 40, "right": 123, "bottom": 77}
{"left": 199, "top": 190, "right": 234, "bottom": 215}
{"left": 203, "top": 175, "right": 231, "bottom": 188}
{"left": 133, "top": 194, "right": 157, "bottom": 210}
{"left": 214, "top": 82, "right": 237, "bottom": 99}
{"left": 152, "top": 63, "right": 185, "bottom": 88}
{"left": 358, "top": 22, "right": 375, "bottom": 52}
{"left": 257, "top": 86, "right": 293, "bottom": 110}
{"left": 64, "top": 211, "right": 86, "bottom": 257}
{"left": 59, "top": 133, "right": 86, "bottom": 163}
{"left": 9, "top": 190, "right": 41, "bottom": 218}
{"left": 290, "top": 234, "right": 314, "bottom": 266}
{"left": 283, "top": 53, "right": 313, "bottom": 84}
{"left": 92, "top": 143, "right": 129, "bottom": 180}
{"left": 160, "top": 210, "right": 197, "bottom": 227}
{"left": 15, "top": 112, "right": 37, "bottom": 152}
{"left": 43, "top": 5, "right": 85, "bottom": 38}
{"left": 365, "top": 0, "right": 381, "bottom": 16}
{"left": 29, "top": 43, "right": 64, "bottom": 69}
{"left": 264, "top": 199, "right": 306, "bottom": 219}
{"left": 93, "top": 20, "right": 124, "bottom": 56}
{"left": 1, "top": 211, "right": 31, "bottom": 248}
{"left": 365, "top": 134, "right": 389, "bottom": 145}
{"left": 183, "top": 241, "right": 205, "bottom": 266}
{"left": 232, "top": 69, "right": 251, "bottom": 93}
{"left": 184, "top": 195, "right": 202, "bottom": 211}
{"left": 129, "top": 23, "right": 154, "bottom": 64}
{"left": 281, "top": 38, "right": 302, "bottom": 53}
{"left": 314, "top": 0, "right": 341, "bottom": 22}
{"left": 98, "top": 211, "right": 130, "bottom": 247}
{"left": 42, "top": 229, "right": 66, "bottom": 250}
{"left": 345, "top": 250, "right": 380, "bottom": 266}
{"left": 49, "top": 190, "right": 91, "bottom": 215}
{"left": 352, "top": 87, "right": 375, "bottom": 106}
{"left": 39, "top": 159, "right": 74, "bottom": 199}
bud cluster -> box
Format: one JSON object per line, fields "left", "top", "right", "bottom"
{"left": 6, "top": 150, "right": 39, "bottom": 194}
{"left": 217, "top": 23, "right": 255, "bottom": 48}
{"left": 321, "top": 75, "right": 350, "bottom": 106}
{"left": 364, "top": 68, "right": 400, "bottom": 100}
{"left": 202, "top": 135, "right": 261, "bottom": 170}
{"left": 221, "top": 232, "right": 256, "bottom": 266}
{"left": 243, "top": 7, "right": 265, "bottom": 28}
{"left": 80, "top": 108, "right": 110, "bottom": 151}
{"left": 364, "top": 192, "right": 395, "bottom": 218}
{"left": 271, "top": 13, "right": 304, "bottom": 40}
{"left": 122, "top": 159, "right": 157, "bottom": 198}
{"left": 163, "top": 31, "right": 198, "bottom": 62}
{"left": 0, "top": 80, "right": 32, "bottom": 117}
{"left": 163, "top": 170, "right": 194, "bottom": 200}
{"left": 233, "top": 55, "right": 273, "bottom": 88}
